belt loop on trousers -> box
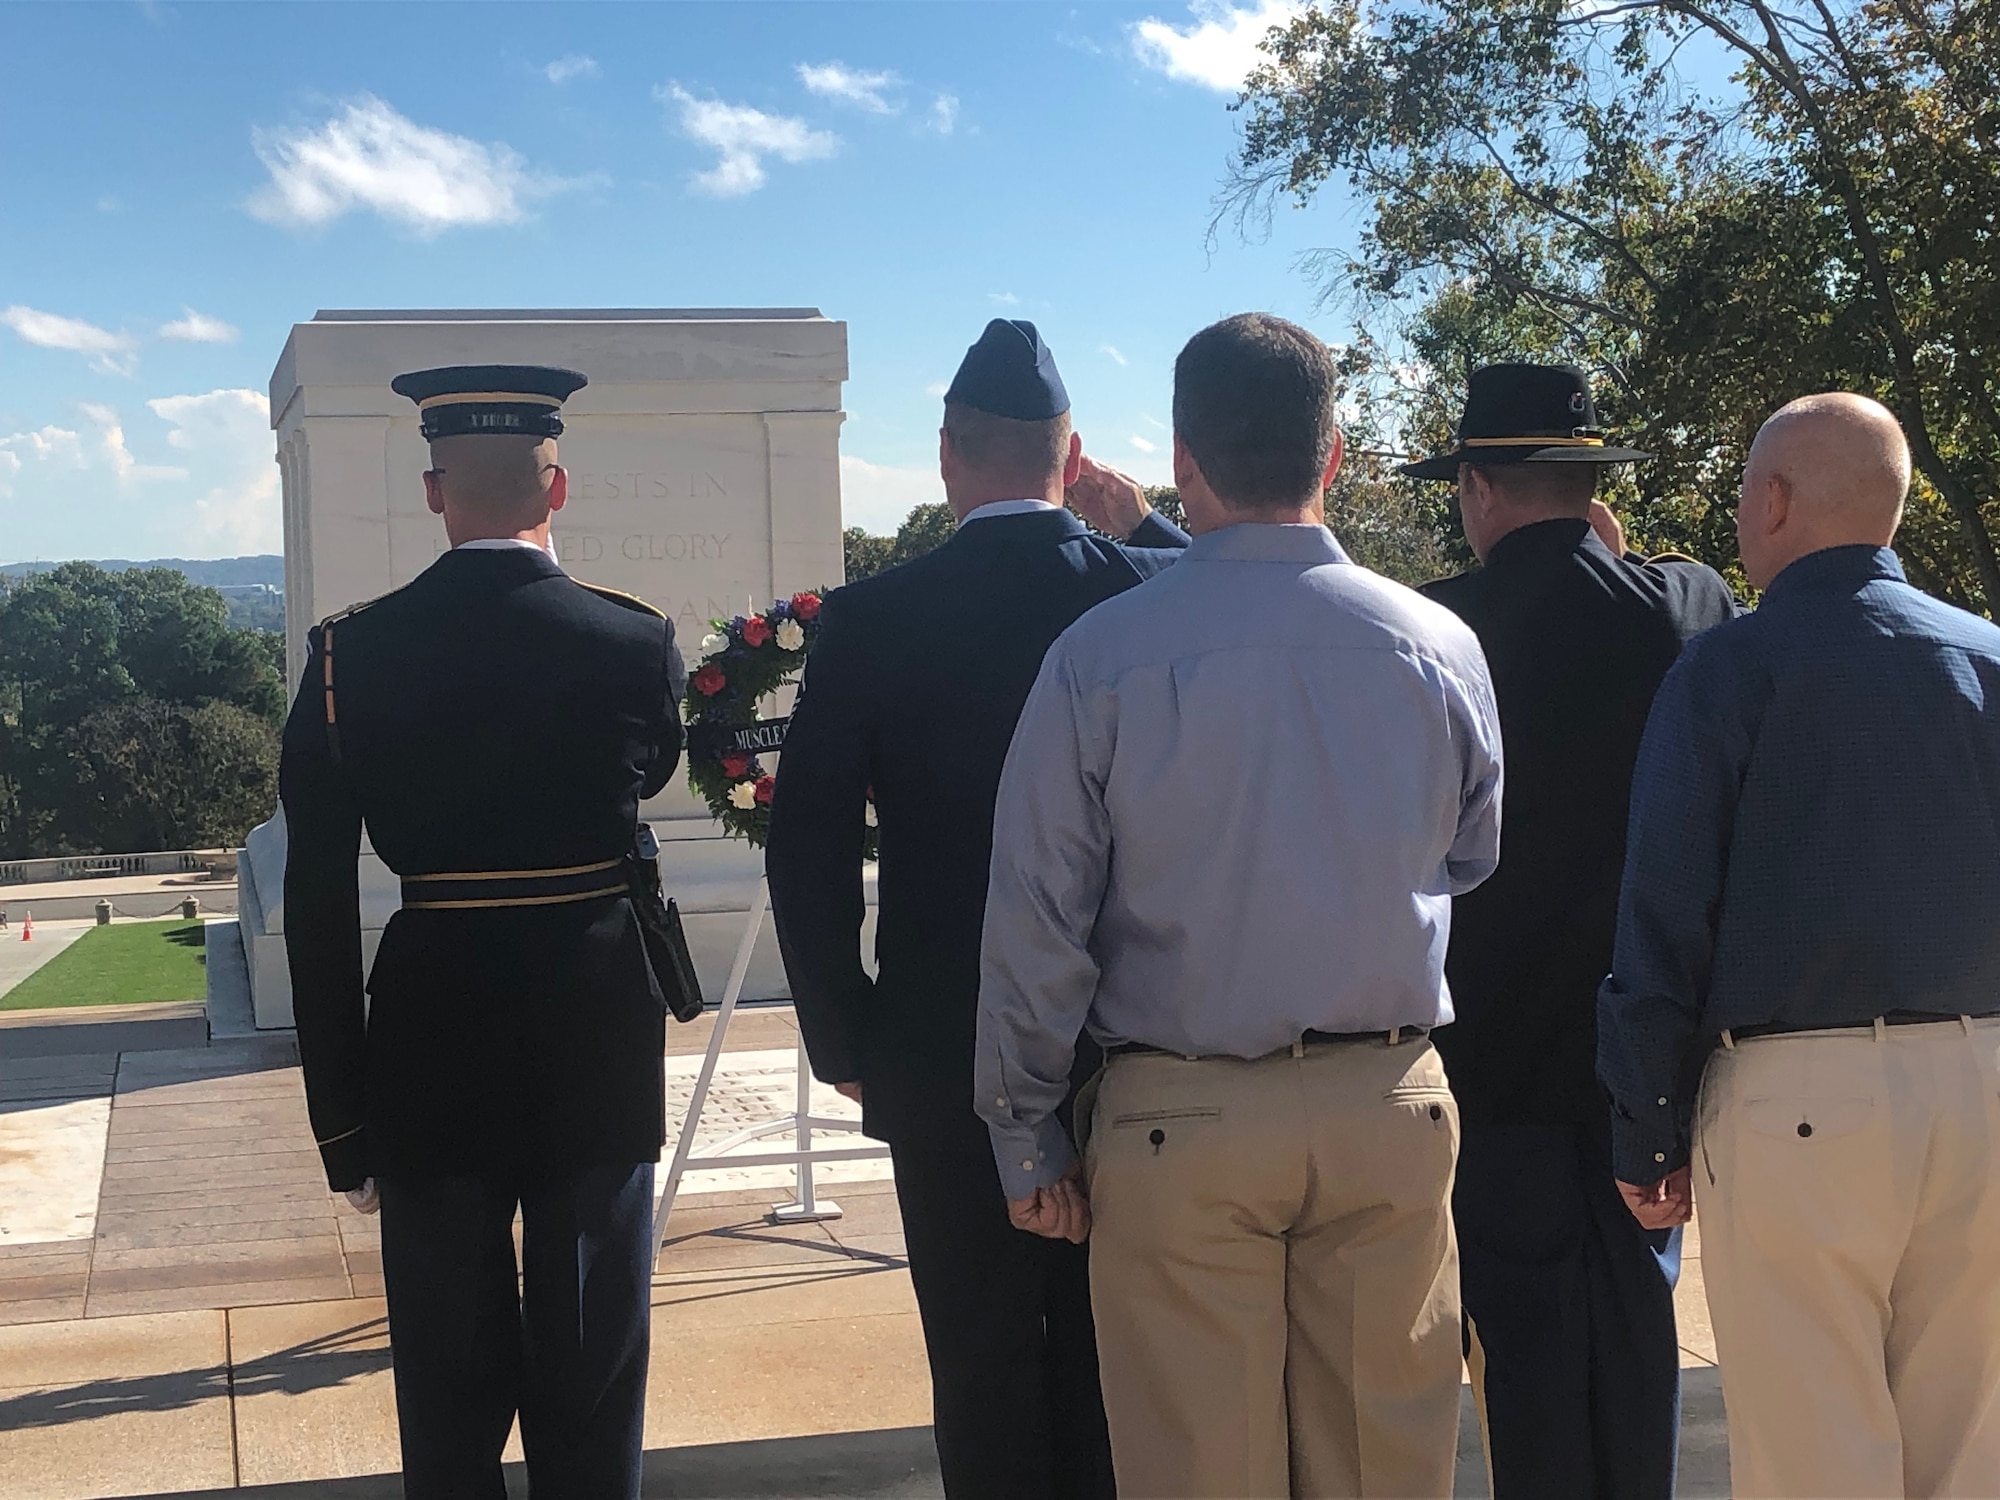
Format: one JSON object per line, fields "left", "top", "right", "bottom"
{"left": 1719, "top": 1029, "right": 1736, "bottom": 1051}
{"left": 1873, "top": 1017, "right": 1889, "bottom": 1042}
{"left": 1291, "top": 1038, "right": 1306, "bottom": 1059}
{"left": 1388, "top": 1025, "right": 1402, "bottom": 1046}
{"left": 1963, "top": 1014, "right": 1977, "bottom": 1037}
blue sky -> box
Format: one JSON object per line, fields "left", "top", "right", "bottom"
{"left": 0, "top": 0, "right": 1358, "bottom": 564}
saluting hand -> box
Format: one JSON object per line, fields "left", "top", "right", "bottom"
{"left": 1588, "top": 499, "right": 1629, "bottom": 558}
{"left": 1008, "top": 1165, "right": 1092, "bottom": 1244}
{"left": 1066, "top": 456, "right": 1153, "bottom": 541}
{"left": 1616, "top": 1166, "right": 1692, "bottom": 1230}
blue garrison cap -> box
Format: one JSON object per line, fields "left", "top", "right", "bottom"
{"left": 943, "top": 320, "right": 1070, "bottom": 421}
{"left": 390, "top": 364, "right": 588, "bottom": 441}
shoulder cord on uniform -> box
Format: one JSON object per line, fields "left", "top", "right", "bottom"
{"left": 321, "top": 619, "right": 342, "bottom": 768}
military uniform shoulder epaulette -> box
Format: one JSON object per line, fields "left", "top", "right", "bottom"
{"left": 1641, "top": 551, "right": 1702, "bottom": 567}
{"left": 316, "top": 579, "right": 416, "bottom": 634}
{"left": 577, "top": 580, "right": 667, "bottom": 619}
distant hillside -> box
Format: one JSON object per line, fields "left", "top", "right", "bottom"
{"left": 0, "top": 555, "right": 283, "bottom": 587}
{"left": 0, "top": 556, "right": 284, "bottom": 632}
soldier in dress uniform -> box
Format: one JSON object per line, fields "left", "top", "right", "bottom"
{"left": 279, "top": 364, "right": 686, "bottom": 1499}
{"left": 1404, "top": 364, "right": 1738, "bottom": 1499}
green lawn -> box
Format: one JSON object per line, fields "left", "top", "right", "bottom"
{"left": 0, "top": 920, "right": 208, "bottom": 1011}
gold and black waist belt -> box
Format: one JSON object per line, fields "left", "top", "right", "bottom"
{"left": 399, "top": 858, "right": 629, "bottom": 911}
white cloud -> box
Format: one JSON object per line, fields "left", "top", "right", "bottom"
{"left": 0, "top": 403, "right": 184, "bottom": 504}
{"left": 1101, "top": 344, "right": 1129, "bottom": 366}
{"left": 988, "top": 292, "right": 1020, "bottom": 306}
{"left": 79, "top": 403, "right": 185, "bottom": 484}
{"left": 147, "top": 389, "right": 281, "bottom": 554}
{"left": 2, "top": 306, "right": 139, "bottom": 376}
{"left": 159, "top": 308, "right": 239, "bottom": 344}
{"left": 798, "top": 62, "right": 901, "bottom": 114}
{"left": 545, "top": 54, "right": 599, "bottom": 84}
{"left": 1129, "top": 434, "right": 1159, "bottom": 453}
{"left": 925, "top": 381, "right": 950, "bottom": 397}
{"left": 0, "top": 425, "right": 86, "bottom": 497}
{"left": 248, "top": 96, "right": 558, "bottom": 234}
{"left": 1141, "top": 412, "right": 1170, "bottom": 430}
{"left": 929, "top": 94, "right": 960, "bottom": 134}
{"left": 840, "top": 453, "right": 944, "bottom": 535}
{"left": 1132, "top": 0, "right": 1305, "bottom": 91}
{"left": 661, "top": 85, "right": 839, "bottom": 197}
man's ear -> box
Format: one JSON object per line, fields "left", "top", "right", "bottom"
{"left": 1321, "top": 428, "right": 1345, "bottom": 491}
{"left": 423, "top": 469, "right": 446, "bottom": 517}
{"left": 1763, "top": 471, "right": 1792, "bottom": 538}
{"left": 547, "top": 465, "right": 568, "bottom": 514}
{"left": 1171, "top": 434, "right": 1197, "bottom": 492}
{"left": 1062, "top": 429, "right": 1084, "bottom": 488}
{"left": 938, "top": 427, "right": 954, "bottom": 486}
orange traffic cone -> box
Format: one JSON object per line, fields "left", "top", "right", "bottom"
{"left": 21, "top": 912, "right": 32, "bottom": 941}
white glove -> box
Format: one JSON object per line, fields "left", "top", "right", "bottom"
{"left": 345, "top": 1177, "right": 381, "bottom": 1215}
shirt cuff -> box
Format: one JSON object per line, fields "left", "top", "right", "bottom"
{"left": 987, "top": 1114, "right": 1077, "bottom": 1201}
{"left": 1610, "top": 1116, "right": 1687, "bottom": 1185}
{"left": 317, "top": 1128, "right": 369, "bottom": 1194}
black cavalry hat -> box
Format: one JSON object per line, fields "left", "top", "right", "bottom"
{"left": 1398, "top": 362, "right": 1648, "bottom": 480}
{"left": 389, "top": 364, "right": 588, "bottom": 442}
{"left": 943, "top": 319, "right": 1070, "bottom": 421}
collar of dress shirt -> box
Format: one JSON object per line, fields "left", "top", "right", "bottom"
{"left": 1184, "top": 521, "right": 1350, "bottom": 566}
{"left": 959, "top": 498, "right": 1062, "bottom": 526}
{"left": 1763, "top": 543, "right": 1905, "bottom": 599}
{"left": 454, "top": 536, "right": 560, "bottom": 562}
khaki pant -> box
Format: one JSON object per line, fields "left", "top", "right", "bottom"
{"left": 1695, "top": 1017, "right": 2000, "bottom": 1498}
{"left": 1083, "top": 1037, "right": 1461, "bottom": 1499}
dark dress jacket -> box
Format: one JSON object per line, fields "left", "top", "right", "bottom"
{"left": 279, "top": 545, "right": 685, "bottom": 1191}
{"left": 766, "top": 508, "right": 1189, "bottom": 1148}
{"left": 1420, "top": 518, "right": 1737, "bottom": 1124}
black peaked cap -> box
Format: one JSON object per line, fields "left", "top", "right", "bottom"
{"left": 943, "top": 319, "right": 1070, "bottom": 421}
{"left": 1399, "top": 362, "right": 1648, "bottom": 479}
{"left": 390, "top": 364, "right": 588, "bottom": 441}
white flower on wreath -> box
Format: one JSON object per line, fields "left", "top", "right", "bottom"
{"left": 865, "top": 802, "right": 879, "bottom": 828}
{"left": 775, "top": 618, "right": 806, "bottom": 652}
{"left": 728, "top": 782, "right": 758, "bottom": 810}
{"left": 701, "top": 632, "right": 728, "bottom": 656}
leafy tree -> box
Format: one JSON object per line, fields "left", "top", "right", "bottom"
{"left": 0, "top": 563, "right": 286, "bottom": 856}
{"left": 1231, "top": 0, "right": 2000, "bottom": 613}
{"left": 842, "top": 504, "right": 959, "bottom": 582}
{"left": 22, "top": 699, "right": 279, "bottom": 856}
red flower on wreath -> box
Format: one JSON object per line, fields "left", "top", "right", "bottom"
{"left": 693, "top": 664, "right": 727, "bottom": 697}
{"left": 791, "top": 592, "right": 822, "bottom": 622}
{"left": 741, "top": 616, "right": 773, "bottom": 647}
{"left": 753, "top": 775, "right": 777, "bottom": 806}
{"left": 720, "top": 753, "right": 751, "bottom": 779}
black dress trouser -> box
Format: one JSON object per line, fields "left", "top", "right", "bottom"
{"left": 377, "top": 1162, "right": 654, "bottom": 1500}
{"left": 890, "top": 1132, "right": 1117, "bottom": 1500}
{"left": 1456, "top": 1120, "right": 1683, "bottom": 1500}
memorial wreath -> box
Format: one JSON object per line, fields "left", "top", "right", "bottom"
{"left": 683, "top": 591, "right": 878, "bottom": 858}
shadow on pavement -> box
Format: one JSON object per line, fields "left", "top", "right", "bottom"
{"left": 103, "top": 1368, "right": 1730, "bottom": 1498}
{"left": 157, "top": 1426, "right": 947, "bottom": 1499}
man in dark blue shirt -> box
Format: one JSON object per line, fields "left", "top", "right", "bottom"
{"left": 1600, "top": 392, "right": 2000, "bottom": 1498}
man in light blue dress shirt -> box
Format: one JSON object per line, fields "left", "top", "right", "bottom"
{"left": 975, "top": 313, "right": 1504, "bottom": 1499}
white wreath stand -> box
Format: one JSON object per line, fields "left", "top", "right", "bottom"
{"left": 651, "top": 872, "right": 891, "bottom": 1266}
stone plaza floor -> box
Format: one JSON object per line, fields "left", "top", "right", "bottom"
{"left": 0, "top": 1006, "right": 1733, "bottom": 1497}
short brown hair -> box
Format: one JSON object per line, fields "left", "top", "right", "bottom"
{"left": 1172, "top": 313, "right": 1339, "bottom": 510}
{"left": 1468, "top": 461, "right": 1598, "bottom": 512}
{"left": 942, "top": 404, "right": 1071, "bottom": 493}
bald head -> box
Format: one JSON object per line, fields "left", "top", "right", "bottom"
{"left": 1737, "top": 393, "right": 1910, "bottom": 588}
{"left": 422, "top": 434, "right": 566, "bottom": 544}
